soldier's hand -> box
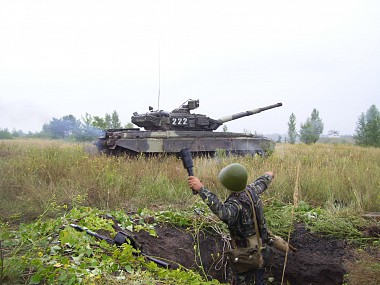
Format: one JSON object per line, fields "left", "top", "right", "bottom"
{"left": 265, "top": 171, "right": 275, "bottom": 178}
{"left": 188, "top": 176, "right": 204, "bottom": 193}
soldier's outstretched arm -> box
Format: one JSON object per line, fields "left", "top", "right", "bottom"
{"left": 247, "top": 171, "right": 274, "bottom": 195}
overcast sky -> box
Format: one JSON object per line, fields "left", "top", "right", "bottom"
{"left": 1, "top": 0, "right": 379, "bottom": 135}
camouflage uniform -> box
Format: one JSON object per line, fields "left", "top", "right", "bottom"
{"left": 198, "top": 174, "right": 273, "bottom": 285}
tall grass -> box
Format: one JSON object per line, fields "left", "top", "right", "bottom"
{"left": 0, "top": 139, "right": 379, "bottom": 222}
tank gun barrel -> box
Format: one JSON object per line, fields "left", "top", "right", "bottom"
{"left": 217, "top": 102, "right": 282, "bottom": 124}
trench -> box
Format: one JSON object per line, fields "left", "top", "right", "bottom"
{"left": 134, "top": 223, "right": 353, "bottom": 285}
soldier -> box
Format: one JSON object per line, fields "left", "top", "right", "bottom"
{"left": 188, "top": 163, "right": 274, "bottom": 285}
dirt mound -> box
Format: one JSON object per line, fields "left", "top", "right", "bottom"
{"left": 134, "top": 223, "right": 355, "bottom": 285}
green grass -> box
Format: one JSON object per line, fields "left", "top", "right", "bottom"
{"left": 0, "top": 206, "right": 222, "bottom": 285}
{"left": 0, "top": 139, "right": 379, "bottom": 284}
{"left": 1, "top": 140, "right": 379, "bottom": 221}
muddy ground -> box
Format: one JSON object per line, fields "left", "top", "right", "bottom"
{"left": 131, "top": 222, "right": 372, "bottom": 285}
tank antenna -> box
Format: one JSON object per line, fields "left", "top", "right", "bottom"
{"left": 157, "top": 45, "right": 161, "bottom": 110}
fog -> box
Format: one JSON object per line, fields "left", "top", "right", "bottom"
{"left": 1, "top": 0, "right": 379, "bottom": 135}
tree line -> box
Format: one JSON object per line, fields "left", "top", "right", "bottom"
{"left": 287, "top": 104, "right": 380, "bottom": 147}
{"left": 0, "top": 111, "right": 132, "bottom": 141}
{"left": 1, "top": 105, "right": 379, "bottom": 148}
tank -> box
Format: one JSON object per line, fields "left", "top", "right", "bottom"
{"left": 95, "top": 100, "right": 282, "bottom": 156}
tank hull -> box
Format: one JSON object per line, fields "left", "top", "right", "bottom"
{"left": 96, "top": 129, "right": 274, "bottom": 156}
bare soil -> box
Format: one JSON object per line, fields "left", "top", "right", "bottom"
{"left": 133, "top": 222, "right": 359, "bottom": 285}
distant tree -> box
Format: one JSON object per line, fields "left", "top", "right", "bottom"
{"left": 69, "top": 113, "right": 102, "bottom": 141}
{"left": 91, "top": 116, "right": 108, "bottom": 130}
{"left": 354, "top": 104, "right": 380, "bottom": 147}
{"left": 11, "top": 128, "right": 24, "bottom": 138}
{"left": 287, "top": 113, "right": 297, "bottom": 144}
{"left": 111, "top": 111, "right": 122, "bottom": 129}
{"left": 0, "top": 128, "right": 13, "bottom": 139}
{"left": 104, "top": 113, "right": 112, "bottom": 128}
{"left": 40, "top": 123, "right": 52, "bottom": 138}
{"left": 299, "top": 120, "right": 315, "bottom": 144}
{"left": 299, "top": 109, "right": 324, "bottom": 144}
{"left": 91, "top": 111, "right": 121, "bottom": 130}
{"left": 82, "top": 112, "right": 93, "bottom": 127}
{"left": 354, "top": 114, "right": 367, "bottom": 144}
{"left": 46, "top": 115, "right": 81, "bottom": 139}
{"left": 74, "top": 125, "right": 102, "bottom": 141}
{"left": 40, "top": 111, "right": 130, "bottom": 141}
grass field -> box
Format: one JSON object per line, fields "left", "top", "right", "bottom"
{"left": 0, "top": 139, "right": 379, "bottom": 284}
{"left": 1, "top": 139, "right": 379, "bottom": 221}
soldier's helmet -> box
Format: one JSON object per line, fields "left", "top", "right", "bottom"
{"left": 218, "top": 163, "right": 248, "bottom": 192}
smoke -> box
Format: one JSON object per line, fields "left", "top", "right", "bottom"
{"left": 0, "top": 100, "right": 51, "bottom": 132}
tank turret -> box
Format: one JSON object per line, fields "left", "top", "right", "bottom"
{"left": 131, "top": 100, "right": 282, "bottom": 131}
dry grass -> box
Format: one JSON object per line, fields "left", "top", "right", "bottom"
{"left": 345, "top": 250, "right": 380, "bottom": 285}
{"left": 1, "top": 139, "right": 379, "bottom": 284}
{"left": 0, "top": 139, "right": 379, "bottom": 222}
